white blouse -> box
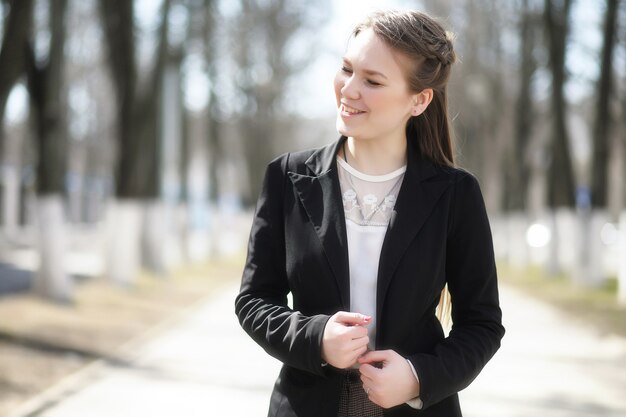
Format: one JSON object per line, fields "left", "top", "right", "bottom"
{"left": 337, "top": 156, "right": 406, "bottom": 350}
{"left": 337, "top": 156, "right": 423, "bottom": 410}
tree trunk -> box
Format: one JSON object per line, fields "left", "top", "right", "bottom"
{"left": 2, "top": 159, "right": 20, "bottom": 238}
{"left": 242, "top": 117, "right": 274, "bottom": 206}
{"left": 25, "top": 0, "right": 71, "bottom": 301}
{"left": 0, "top": 0, "right": 34, "bottom": 159}
{"left": 234, "top": 0, "right": 319, "bottom": 206}
{"left": 543, "top": 0, "right": 576, "bottom": 277}
{"left": 201, "top": 0, "right": 221, "bottom": 205}
{"left": 142, "top": 62, "right": 184, "bottom": 274}
{"left": 506, "top": 0, "right": 537, "bottom": 212}
{"left": 34, "top": 195, "right": 71, "bottom": 301}
{"left": 98, "top": 0, "right": 173, "bottom": 282}
{"left": 544, "top": 0, "right": 576, "bottom": 209}
{"left": 0, "top": 0, "right": 34, "bottom": 234}
{"left": 618, "top": 212, "right": 626, "bottom": 305}
{"left": 591, "top": 0, "right": 619, "bottom": 209}
{"left": 105, "top": 199, "right": 142, "bottom": 286}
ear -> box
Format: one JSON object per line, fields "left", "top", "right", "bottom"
{"left": 410, "top": 88, "right": 434, "bottom": 117}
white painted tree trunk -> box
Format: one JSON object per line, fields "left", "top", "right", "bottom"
{"left": 555, "top": 209, "right": 578, "bottom": 274}
{"left": 573, "top": 209, "right": 609, "bottom": 287}
{"left": 141, "top": 200, "right": 169, "bottom": 276}
{"left": 608, "top": 132, "right": 623, "bottom": 221}
{"left": 588, "top": 210, "right": 608, "bottom": 286}
{"left": 618, "top": 211, "right": 626, "bottom": 306}
{"left": 546, "top": 210, "right": 561, "bottom": 277}
{"left": 175, "top": 202, "right": 190, "bottom": 264}
{"left": 105, "top": 200, "right": 142, "bottom": 286}
{"left": 507, "top": 212, "right": 529, "bottom": 269}
{"left": 34, "top": 195, "right": 72, "bottom": 301}
{"left": 490, "top": 215, "right": 507, "bottom": 261}
{"left": 2, "top": 166, "right": 20, "bottom": 238}
{"left": 573, "top": 208, "right": 591, "bottom": 285}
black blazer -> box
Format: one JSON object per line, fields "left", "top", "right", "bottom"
{"left": 235, "top": 136, "right": 504, "bottom": 417}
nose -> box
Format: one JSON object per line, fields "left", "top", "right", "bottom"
{"left": 340, "top": 74, "right": 360, "bottom": 100}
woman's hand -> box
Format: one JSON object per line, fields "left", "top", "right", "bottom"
{"left": 321, "top": 312, "right": 371, "bottom": 369}
{"left": 358, "top": 350, "right": 420, "bottom": 409}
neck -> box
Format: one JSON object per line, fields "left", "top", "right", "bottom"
{"left": 344, "top": 136, "right": 407, "bottom": 176}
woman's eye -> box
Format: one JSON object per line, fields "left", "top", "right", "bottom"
{"left": 366, "top": 79, "right": 381, "bottom": 86}
{"left": 341, "top": 66, "right": 352, "bottom": 74}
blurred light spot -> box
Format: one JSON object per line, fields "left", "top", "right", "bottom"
{"left": 6, "top": 83, "right": 28, "bottom": 125}
{"left": 168, "top": 3, "right": 189, "bottom": 46}
{"left": 527, "top": 223, "right": 551, "bottom": 248}
{"left": 600, "top": 223, "right": 618, "bottom": 246}
{"left": 183, "top": 54, "right": 210, "bottom": 112}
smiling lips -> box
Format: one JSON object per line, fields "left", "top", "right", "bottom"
{"left": 340, "top": 103, "right": 366, "bottom": 116}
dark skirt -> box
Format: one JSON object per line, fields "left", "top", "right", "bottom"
{"left": 337, "top": 369, "right": 384, "bottom": 417}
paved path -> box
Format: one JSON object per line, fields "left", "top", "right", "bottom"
{"left": 10, "top": 283, "right": 626, "bottom": 417}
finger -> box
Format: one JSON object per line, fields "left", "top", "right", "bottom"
{"left": 346, "top": 344, "right": 368, "bottom": 363}
{"left": 360, "top": 373, "right": 374, "bottom": 384}
{"left": 358, "top": 349, "right": 390, "bottom": 364}
{"left": 358, "top": 363, "right": 382, "bottom": 378}
{"left": 344, "top": 325, "right": 369, "bottom": 339}
{"left": 334, "top": 312, "right": 372, "bottom": 326}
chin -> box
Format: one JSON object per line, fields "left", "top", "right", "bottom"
{"left": 335, "top": 120, "right": 349, "bottom": 136}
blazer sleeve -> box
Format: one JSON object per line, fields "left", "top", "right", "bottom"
{"left": 408, "top": 171, "right": 505, "bottom": 409}
{"left": 235, "top": 154, "right": 330, "bottom": 376}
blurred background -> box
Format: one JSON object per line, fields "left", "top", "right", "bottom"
{"left": 0, "top": 0, "right": 626, "bottom": 416}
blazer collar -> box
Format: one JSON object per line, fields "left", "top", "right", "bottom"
{"left": 289, "top": 136, "right": 452, "bottom": 313}
{"left": 289, "top": 137, "right": 350, "bottom": 308}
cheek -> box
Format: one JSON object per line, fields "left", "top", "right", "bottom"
{"left": 376, "top": 91, "right": 412, "bottom": 114}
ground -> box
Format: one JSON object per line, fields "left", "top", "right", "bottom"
{"left": 0, "top": 258, "right": 242, "bottom": 417}
{"left": 1, "top": 259, "right": 625, "bottom": 416}
{"left": 499, "top": 263, "right": 626, "bottom": 338}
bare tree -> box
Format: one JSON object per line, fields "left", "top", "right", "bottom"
{"left": 618, "top": 3, "right": 626, "bottom": 216}
{"left": 0, "top": 0, "right": 34, "bottom": 232}
{"left": 99, "top": 0, "right": 172, "bottom": 199}
{"left": 233, "top": 0, "right": 325, "bottom": 205}
{"left": 591, "top": 0, "right": 620, "bottom": 211}
{"left": 436, "top": 0, "right": 516, "bottom": 213}
{"left": 98, "top": 0, "right": 174, "bottom": 282}
{"left": 181, "top": 0, "right": 221, "bottom": 203}
{"left": 544, "top": 0, "right": 576, "bottom": 209}
{"left": 504, "top": 0, "right": 540, "bottom": 213}
{"left": 24, "top": 0, "right": 71, "bottom": 301}
{"left": 0, "top": 0, "right": 34, "bottom": 155}
{"left": 203, "top": 0, "right": 221, "bottom": 205}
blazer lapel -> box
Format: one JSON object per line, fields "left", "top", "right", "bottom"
{"left": 288, "top": 137, "right": 350, "bottom": 309}
{"left": 376, "top": 142, "right": 453, "bottom": 320}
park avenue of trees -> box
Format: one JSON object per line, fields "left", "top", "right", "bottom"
{"left": 0, "top": 0, "right": 625, "bottom": 304}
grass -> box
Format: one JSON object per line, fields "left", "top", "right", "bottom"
{"left": 0, "top": 255, "right": 245, "bottom": 417}
{"left": 498, "top": 262, "right": 626, "bottom": 338}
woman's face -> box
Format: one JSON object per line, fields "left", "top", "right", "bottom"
{"left": 334, "top": 28, "right": 421, "bottom": 144}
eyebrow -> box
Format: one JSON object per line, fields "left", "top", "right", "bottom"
{"left": 342, "top": 57, "right": 388, "bottom": 80}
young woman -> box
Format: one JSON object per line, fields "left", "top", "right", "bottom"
{"left": 235, "top": 10, "right": 504, "bottom": 417}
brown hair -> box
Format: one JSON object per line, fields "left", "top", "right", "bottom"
{"left": 353, "top": 10, "right": 456, "bottom": 329}
{"left": 352, "top": 10, "right": 457, "bottom": 167}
